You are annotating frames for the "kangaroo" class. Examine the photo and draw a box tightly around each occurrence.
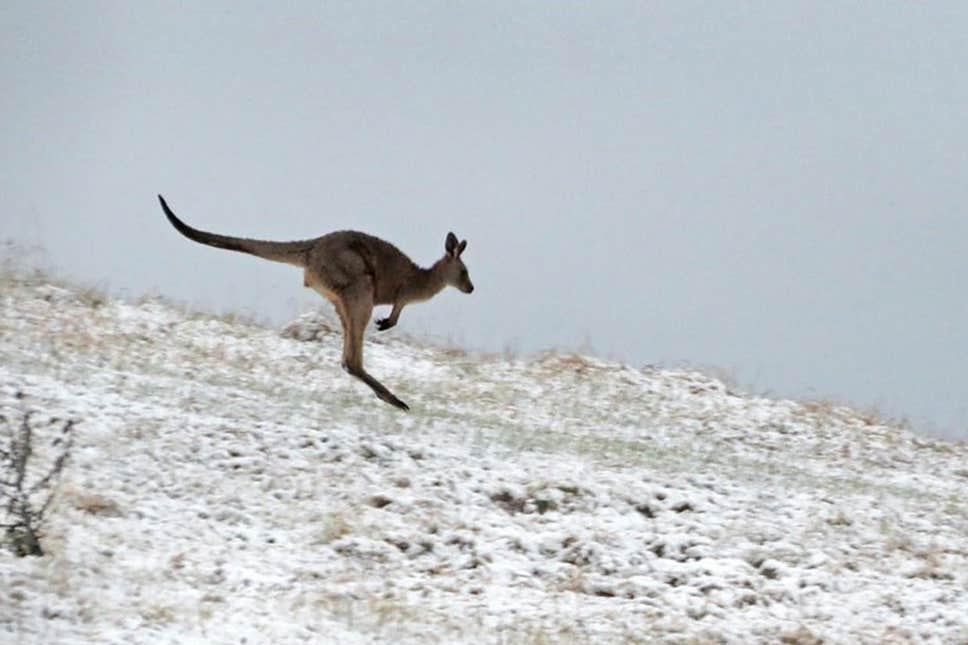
[158,195,473,411]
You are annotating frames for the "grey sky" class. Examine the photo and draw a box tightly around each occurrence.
[3,2,967,439]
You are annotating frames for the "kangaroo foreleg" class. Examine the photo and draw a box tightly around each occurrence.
[376,302,405,331]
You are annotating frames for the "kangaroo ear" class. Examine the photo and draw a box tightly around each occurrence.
[445,232,459,256]
[457,240,467,256]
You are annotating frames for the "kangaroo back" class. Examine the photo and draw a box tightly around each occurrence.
[159,195,312,267]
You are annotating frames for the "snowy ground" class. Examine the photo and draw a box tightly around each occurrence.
[1,272,966,644]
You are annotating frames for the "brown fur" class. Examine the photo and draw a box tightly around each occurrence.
[159,195,473,410]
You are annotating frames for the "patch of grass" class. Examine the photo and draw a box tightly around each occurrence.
[140,604,177,624]
[63,487,122,517]
[314,511,354,545]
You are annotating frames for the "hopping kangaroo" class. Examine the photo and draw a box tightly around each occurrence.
[158,195,473,411]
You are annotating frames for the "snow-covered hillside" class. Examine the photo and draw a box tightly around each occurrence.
[1,273,966,644]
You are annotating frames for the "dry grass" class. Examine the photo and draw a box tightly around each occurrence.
[797,398,909,432]
[313,511,354,545]
[779,626,824,645]
[62,487,122,517]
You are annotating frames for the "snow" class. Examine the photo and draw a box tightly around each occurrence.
[1,273,966,644]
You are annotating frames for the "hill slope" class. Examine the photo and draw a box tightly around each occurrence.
[1,275,966,644]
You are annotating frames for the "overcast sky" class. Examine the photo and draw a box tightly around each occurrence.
[2,3,966,439]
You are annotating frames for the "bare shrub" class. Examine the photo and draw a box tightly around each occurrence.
[1,393,75,556]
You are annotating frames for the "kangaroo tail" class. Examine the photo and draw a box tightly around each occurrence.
[158,195,312,267]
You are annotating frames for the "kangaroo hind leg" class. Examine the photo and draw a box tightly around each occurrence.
[339,288,410,411]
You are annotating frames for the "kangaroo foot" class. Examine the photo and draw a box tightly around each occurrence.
[377,389,410,411]
[344,363,410,411]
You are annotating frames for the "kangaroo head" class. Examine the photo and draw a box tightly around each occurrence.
[442,232,474,293]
